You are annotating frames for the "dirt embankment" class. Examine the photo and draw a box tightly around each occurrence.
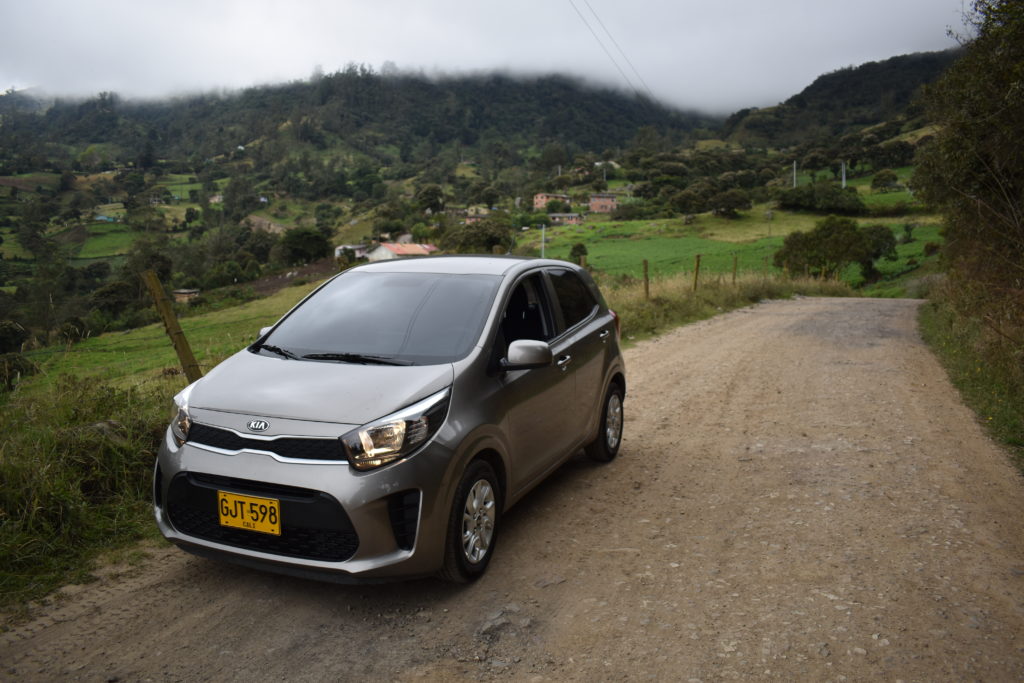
[3,297,1023,681]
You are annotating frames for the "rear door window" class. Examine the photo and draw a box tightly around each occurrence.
[548,268,598,332]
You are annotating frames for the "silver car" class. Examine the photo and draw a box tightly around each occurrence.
[153,256,625,582]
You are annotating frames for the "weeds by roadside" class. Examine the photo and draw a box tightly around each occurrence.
[918,287,1024,469]
[601,271,854,341]
[0,376,171,612]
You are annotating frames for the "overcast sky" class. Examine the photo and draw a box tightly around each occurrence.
[1,0,965,114]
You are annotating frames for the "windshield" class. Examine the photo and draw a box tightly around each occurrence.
[258,271,501,365]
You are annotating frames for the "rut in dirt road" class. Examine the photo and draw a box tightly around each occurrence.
[3,297,1023,682]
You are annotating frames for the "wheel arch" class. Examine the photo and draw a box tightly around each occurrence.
[468,448,508,509]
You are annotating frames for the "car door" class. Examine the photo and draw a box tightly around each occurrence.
[497,272,579,495]
[544,267,608,444]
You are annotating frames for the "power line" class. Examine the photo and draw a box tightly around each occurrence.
[566,0,643,99]
[581,0,655,100]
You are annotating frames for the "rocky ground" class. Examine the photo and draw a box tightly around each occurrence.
[3,297,1023,681]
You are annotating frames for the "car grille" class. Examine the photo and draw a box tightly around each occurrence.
[166,472,359,562]
[187,423,346,461]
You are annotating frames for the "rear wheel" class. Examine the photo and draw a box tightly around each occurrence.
[585,382,623,462]
[439,460,500,582]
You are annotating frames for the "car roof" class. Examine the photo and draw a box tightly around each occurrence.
[352,255,576,277]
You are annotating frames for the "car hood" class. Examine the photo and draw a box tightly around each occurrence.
[187,350,455,425]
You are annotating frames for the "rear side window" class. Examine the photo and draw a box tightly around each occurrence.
[548,268,598,330]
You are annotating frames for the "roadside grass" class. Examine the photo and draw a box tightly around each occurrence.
[919,295,1024,469]
[600,270,854,342]
[0,375,172,613]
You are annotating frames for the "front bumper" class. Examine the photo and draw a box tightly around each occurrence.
[153,423,457,581]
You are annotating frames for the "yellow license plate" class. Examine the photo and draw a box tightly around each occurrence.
[218,491,281,536]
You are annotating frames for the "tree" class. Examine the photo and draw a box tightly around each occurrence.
[411,184,442,215]
[441,217,512,254]
[778,181,864,215]
[279,227,330,264]
[871,169,900,192]
[856,224,898,282]
[669,189,705,214]
[90,280,136,316]
[708,189,751,218]
[545,199,571,214]
[913,0,1024,327]
[773,215,888,279]
[570,242,588,263]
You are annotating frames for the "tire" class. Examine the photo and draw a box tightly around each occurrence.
[439,460,501,583]
[585,381,623,463]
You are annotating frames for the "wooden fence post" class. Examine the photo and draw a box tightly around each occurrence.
[141,269,203,383]
[692,254,702,292]
[732,254,738,286]
[643,259,650,301]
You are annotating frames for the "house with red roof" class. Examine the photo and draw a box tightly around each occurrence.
[366,242,439,262]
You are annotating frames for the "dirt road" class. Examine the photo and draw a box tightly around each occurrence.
[4,297,1023,681]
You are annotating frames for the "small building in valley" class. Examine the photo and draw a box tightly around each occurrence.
[533,192,571,211]
[589,193,618,213]
[549,213,584,226]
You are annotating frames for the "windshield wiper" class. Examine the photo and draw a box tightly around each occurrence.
[251,343,299,360]
[302,352,413,366]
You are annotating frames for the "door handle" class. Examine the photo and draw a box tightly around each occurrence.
[556,355,572,369]
[598,330,610,340]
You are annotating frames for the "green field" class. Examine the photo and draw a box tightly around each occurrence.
[516,202,943,288]
[0,227,32,259]
[75,222,137,258]
[28,280,320,388]
[156,173,201,200]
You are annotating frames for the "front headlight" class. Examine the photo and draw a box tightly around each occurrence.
[171,408,192,446]
[170,382,197,447]
[342,388,450,471]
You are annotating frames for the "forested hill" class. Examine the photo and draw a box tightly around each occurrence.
[721,49,960,146]
[0,69,715,174]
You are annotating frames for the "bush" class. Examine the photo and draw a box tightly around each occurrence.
[0,352,38,391]
[778,181,865,214]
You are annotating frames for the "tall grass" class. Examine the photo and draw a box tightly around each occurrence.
[0,376,173,610]
[918,282,1024,467]
[600,271,853,340]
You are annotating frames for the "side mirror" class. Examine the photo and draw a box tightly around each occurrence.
[501,339,553,371]
[258,326,272,338]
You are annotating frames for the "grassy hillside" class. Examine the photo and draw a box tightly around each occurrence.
[524,201,941,286]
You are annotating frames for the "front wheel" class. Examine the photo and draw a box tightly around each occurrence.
[439,460,501,583]
[585,382,623,462]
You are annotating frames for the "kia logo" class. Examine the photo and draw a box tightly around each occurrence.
[247,420,270,432]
